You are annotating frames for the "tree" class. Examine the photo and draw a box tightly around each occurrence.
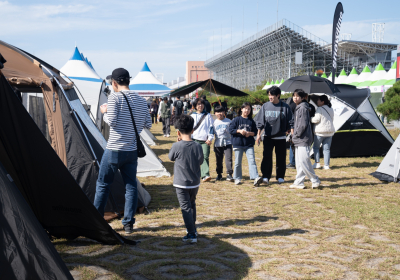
[377,81,400,121]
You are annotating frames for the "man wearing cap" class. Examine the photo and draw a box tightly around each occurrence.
[94,68,152,234]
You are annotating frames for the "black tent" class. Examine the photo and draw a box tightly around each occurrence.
[0,161,73,280]
[169,79,248,98]
[0,73,134,245]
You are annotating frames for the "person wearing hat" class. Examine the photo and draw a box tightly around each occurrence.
[94,68,152,234]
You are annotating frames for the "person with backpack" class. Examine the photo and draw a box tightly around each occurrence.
[160,97,171,137]
[183,99,188,114]
[311,95,335,170]
[230,102,263,186]
[255,86,292,185]
[190,98,214,182]
[173,95,184,117]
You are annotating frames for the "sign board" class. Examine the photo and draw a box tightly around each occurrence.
[397,44,400,81]
[295,52,302,64]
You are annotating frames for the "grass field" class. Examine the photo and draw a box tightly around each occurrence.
[55,125,400,280]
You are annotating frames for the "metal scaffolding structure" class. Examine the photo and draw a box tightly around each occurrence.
[205,19,396,91]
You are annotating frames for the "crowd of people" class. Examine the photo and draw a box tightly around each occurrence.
[97,67,336,244]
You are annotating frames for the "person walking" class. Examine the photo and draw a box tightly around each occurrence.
[190,98,214,182]
[255,86,292,185]
[286,95,297,169]
[169,114,204,243]
[150,99,158,124]
[94,68,152,234]
[172,95,184,117]
[160,97,171,137]
[311,95,335,170]
[212,105,234,182]
[230,102,263,186]
[289,89,321,189]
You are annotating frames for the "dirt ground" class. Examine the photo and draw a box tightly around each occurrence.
[54,125,400,280]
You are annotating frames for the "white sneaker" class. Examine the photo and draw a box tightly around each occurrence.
[289,184,306,189]
[323,165,330,170]
[313,163,321,169]
[235,179,241,185]
[166,134,170,138]
[312,181,321,189]
[202,176,212,182]
[253,176,263,187]
[263,178,269,185]
[278,178,284,184]
[163,135,166,137]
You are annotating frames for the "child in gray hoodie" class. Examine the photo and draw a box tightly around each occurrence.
[290,89,321,189]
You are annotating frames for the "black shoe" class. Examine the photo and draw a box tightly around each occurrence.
[216,174,223,181]
[124,224,133,234]
[286,163,296,169]
[226,174,234,182]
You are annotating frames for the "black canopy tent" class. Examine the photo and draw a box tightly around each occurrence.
[169,79,248,98]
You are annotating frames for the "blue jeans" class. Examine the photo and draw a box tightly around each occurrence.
[94,149,138,226]
[233,147,259,180]
[313,135,333,166]
[289,145,295,165]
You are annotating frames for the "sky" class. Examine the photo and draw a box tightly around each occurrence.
[1,0,399,83]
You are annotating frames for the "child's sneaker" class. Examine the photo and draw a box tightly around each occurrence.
[313,163,321,169]
[216,174,223,181]
[235,179,241,185]
[226,174,234,182]
[253,176,263,187]
[182,233,197,243]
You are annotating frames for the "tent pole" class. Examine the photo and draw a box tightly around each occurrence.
[43,65,120,215]
[209,79,222,106]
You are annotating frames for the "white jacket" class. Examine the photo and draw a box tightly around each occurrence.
[191,112,214,142]
[311,105,335,137]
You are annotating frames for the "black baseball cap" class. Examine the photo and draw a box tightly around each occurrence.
[106,68,131,83]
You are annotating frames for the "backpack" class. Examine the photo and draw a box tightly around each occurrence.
[176,100,183,109]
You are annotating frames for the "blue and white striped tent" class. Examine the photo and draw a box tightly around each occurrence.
[60,47,104,120]
[129,62,171,97]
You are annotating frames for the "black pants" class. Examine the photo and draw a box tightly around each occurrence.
[214,145,233,175]
[260,138,287,180]
[151,114,157,124]
[175,187,198,235]
[161,117,170,135]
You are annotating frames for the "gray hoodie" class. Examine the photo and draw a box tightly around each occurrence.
[292,100,313,147]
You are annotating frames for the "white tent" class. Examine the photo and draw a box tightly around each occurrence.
[345,68,359,85]
[371,134,400,183]
[60,47,104,120]
[367,63,387,92]
[262,81,271,90]
[352,65,372,87]
[327,73,333,82]
[384,61,397,90]
[129,62,172,97]
[335,69,348,84]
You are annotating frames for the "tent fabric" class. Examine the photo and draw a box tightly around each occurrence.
[345,68,359,85]
[141,128,157,146]
[383,61,397,86]
[334,84,370,108]
[0,73,134,245]
[366,63,387,87]
[129,62,171,96]
[170,79,248,98]
[371,135,400,183]
[0,161,73,280]
[335,69,348,84]
[0,40,67,165]
[354,66,372,87]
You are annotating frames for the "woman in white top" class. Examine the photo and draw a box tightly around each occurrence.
[311,95,335,169]
[190,98,214,182]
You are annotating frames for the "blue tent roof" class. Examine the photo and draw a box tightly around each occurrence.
[70,47,84,61]
[129,84,170,91]
[141,62,151,72]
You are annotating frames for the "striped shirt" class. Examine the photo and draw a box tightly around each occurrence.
[104,90,152,151]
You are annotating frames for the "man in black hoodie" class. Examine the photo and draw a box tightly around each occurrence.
[255,86,292,185]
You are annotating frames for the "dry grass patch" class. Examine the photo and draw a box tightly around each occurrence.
[55,124,400,280]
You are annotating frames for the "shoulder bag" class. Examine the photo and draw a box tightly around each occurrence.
[120,91,146,158]
[193,113,208,131]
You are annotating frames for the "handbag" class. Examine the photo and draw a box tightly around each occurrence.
[120,91,146,158]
